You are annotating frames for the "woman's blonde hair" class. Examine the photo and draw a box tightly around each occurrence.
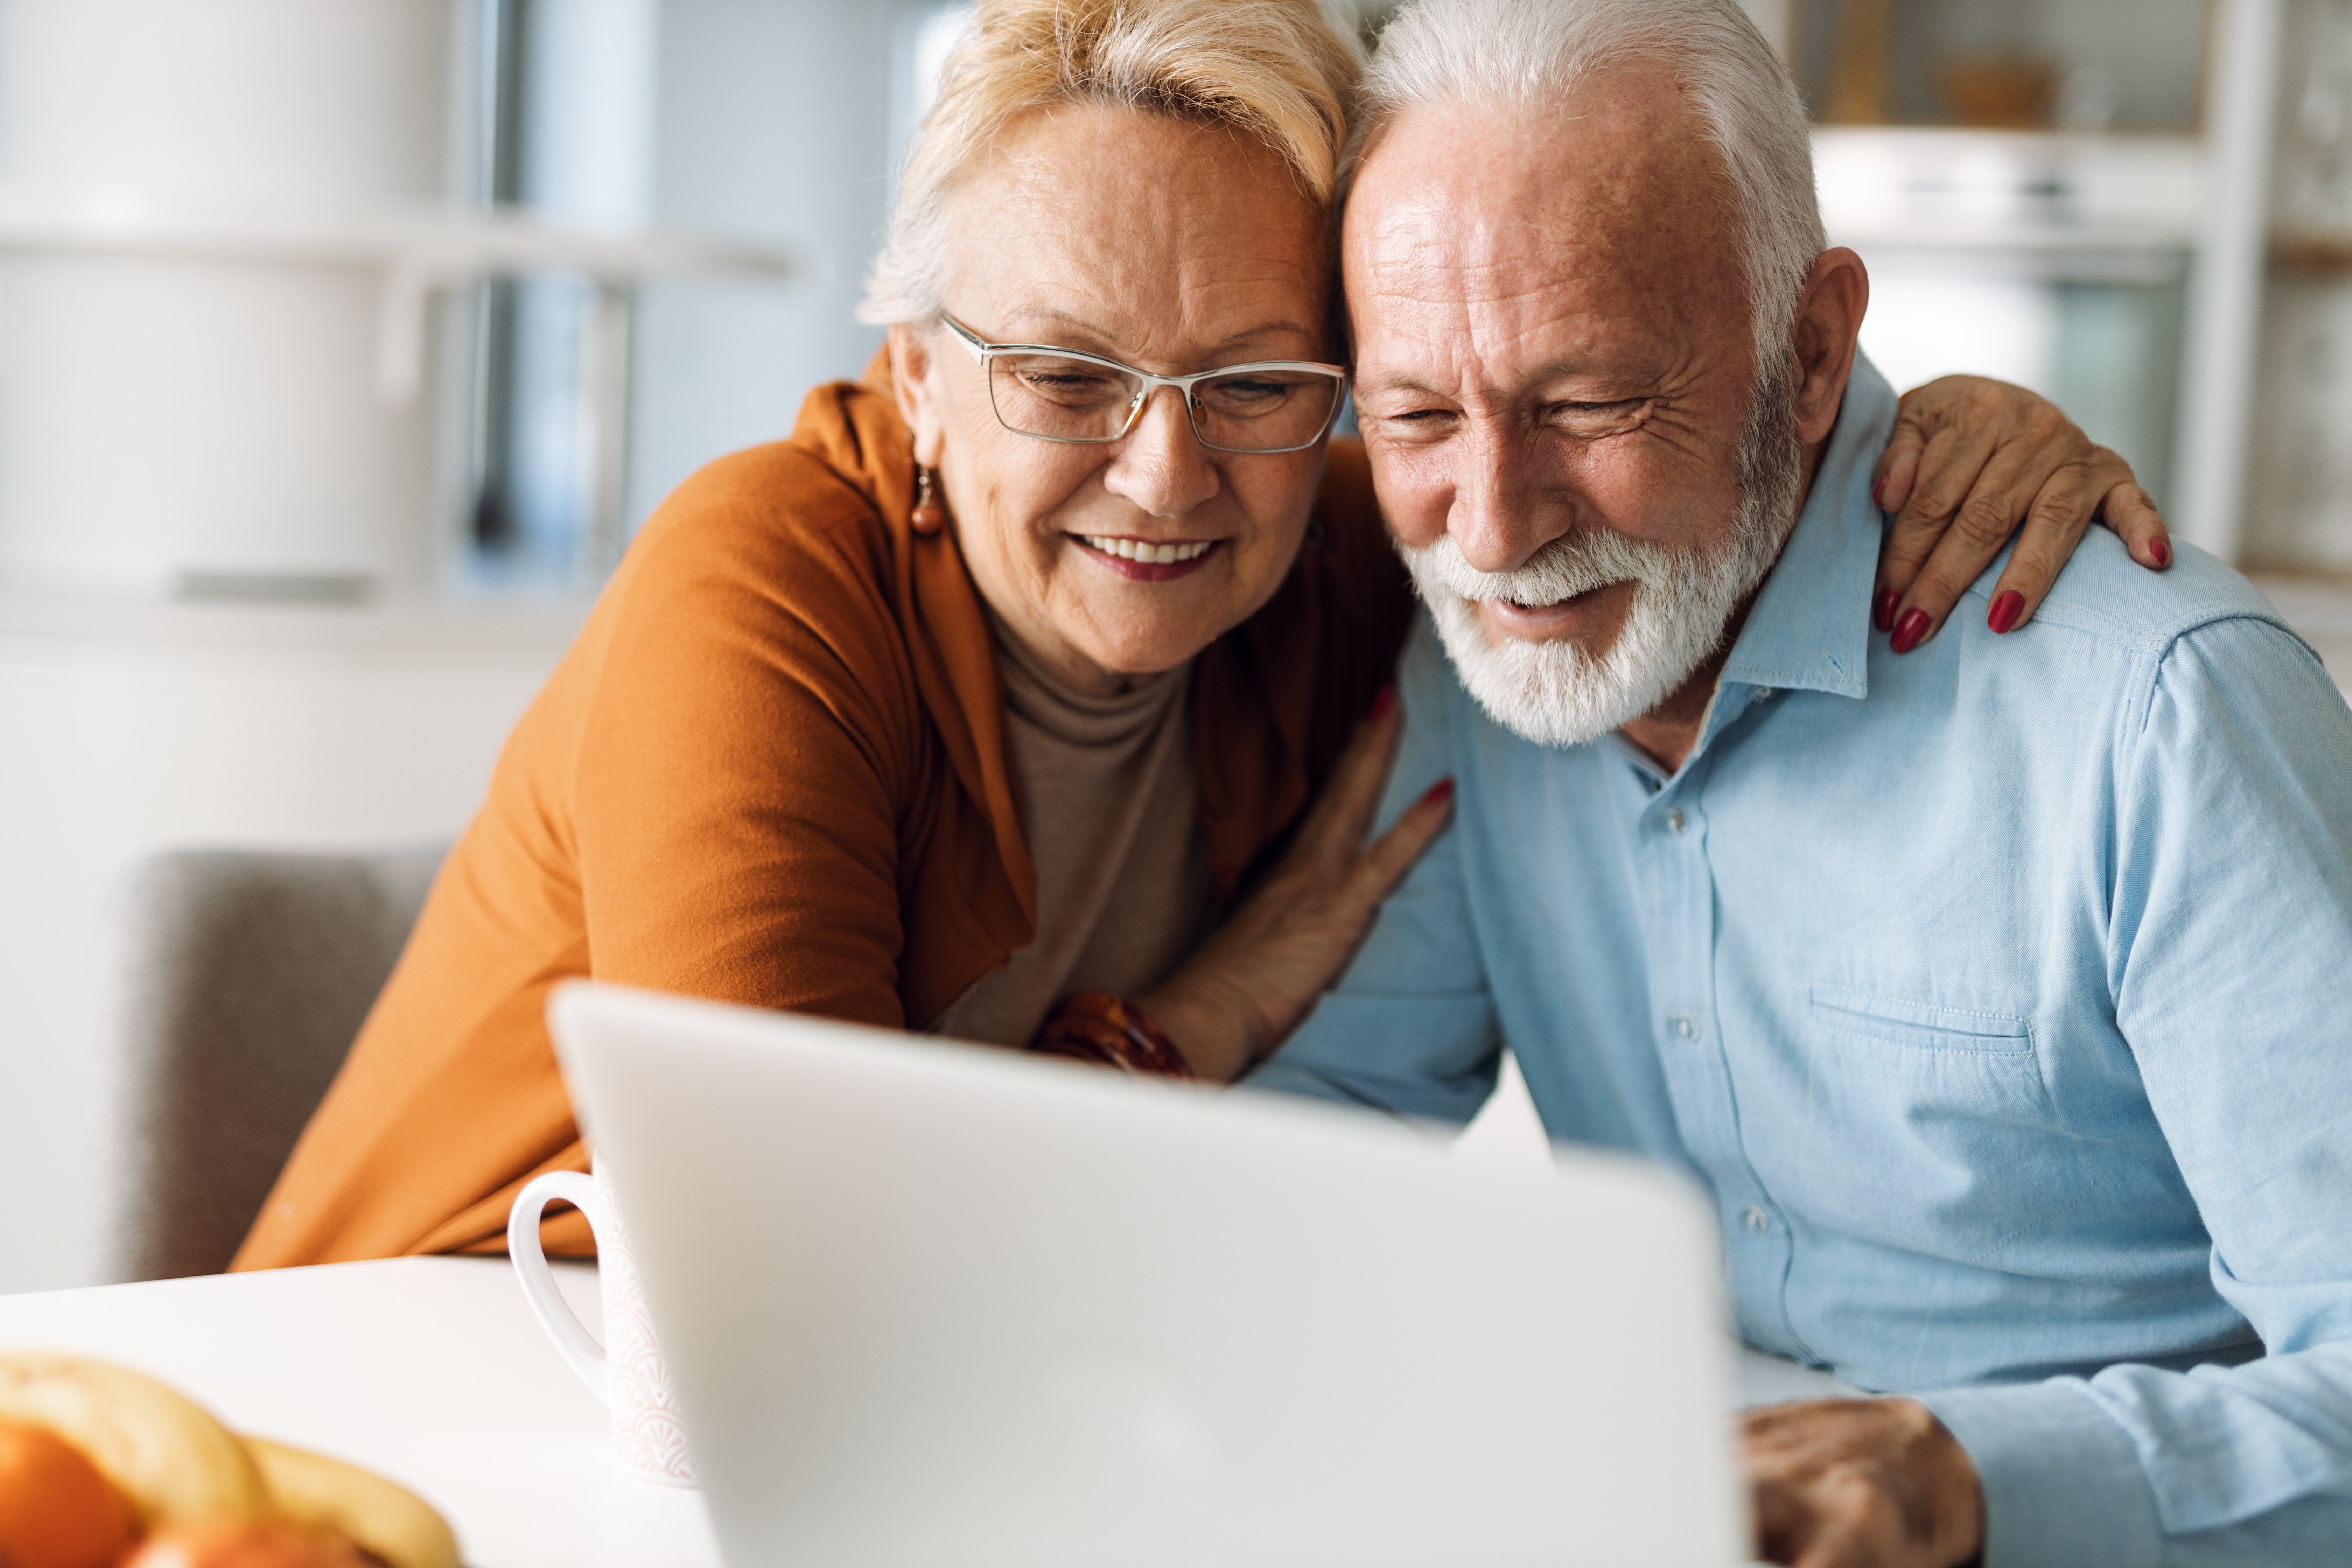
[858,0,1364,326]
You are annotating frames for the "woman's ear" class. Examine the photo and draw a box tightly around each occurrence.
[890,322,949,466]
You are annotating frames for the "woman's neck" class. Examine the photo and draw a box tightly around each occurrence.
[988,610,1157,699]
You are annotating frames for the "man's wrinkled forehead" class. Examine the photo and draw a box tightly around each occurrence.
[1340,66,1743,359]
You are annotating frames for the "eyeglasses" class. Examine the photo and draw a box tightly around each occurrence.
[940,313,1348,455]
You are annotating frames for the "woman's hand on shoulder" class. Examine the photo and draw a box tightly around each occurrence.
[1872,375,2171,653]
[1139,692,1454,1084]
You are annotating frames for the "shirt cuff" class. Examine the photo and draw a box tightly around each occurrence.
[1915,1380,2164,1568]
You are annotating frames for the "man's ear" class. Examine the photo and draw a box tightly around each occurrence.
[1788,247,1868,446]
[889,322,949,465]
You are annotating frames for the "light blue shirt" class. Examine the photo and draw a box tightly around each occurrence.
[1253,357,2352,1567]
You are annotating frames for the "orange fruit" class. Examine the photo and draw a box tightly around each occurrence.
[119,1520,372,1568]
[0,1415,136,1568]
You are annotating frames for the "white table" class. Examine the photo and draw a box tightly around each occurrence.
[0,1258,1852,1567]
[0,1258,720,1568]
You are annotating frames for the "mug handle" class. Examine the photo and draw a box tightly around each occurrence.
[509,1170,610,1405]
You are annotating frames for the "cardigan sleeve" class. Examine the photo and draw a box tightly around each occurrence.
[573,453,926,1030]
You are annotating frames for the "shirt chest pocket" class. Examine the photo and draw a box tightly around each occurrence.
[1793,985,2067,1265]
[1808,986,2034,1057]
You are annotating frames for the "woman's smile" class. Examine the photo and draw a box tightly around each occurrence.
[1072,533,1223,581]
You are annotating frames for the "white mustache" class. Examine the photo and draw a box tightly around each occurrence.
[1400,525,1685,607]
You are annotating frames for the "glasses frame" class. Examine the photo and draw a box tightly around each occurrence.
[939,313,1349,455]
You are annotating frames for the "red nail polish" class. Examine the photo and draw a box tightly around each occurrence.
[1987,590,2024,635]
[1370,685,1396,723]
[2149,538,2171,569]
[1873,587,1899,634]
[1890,607,1932,655]
[1421,777,1455,806]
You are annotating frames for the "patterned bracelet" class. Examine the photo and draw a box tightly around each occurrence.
[1030,991,1195,1080]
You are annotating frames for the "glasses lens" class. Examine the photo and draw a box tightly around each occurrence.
[1190,368,1343,452]
[987,353,1142,442]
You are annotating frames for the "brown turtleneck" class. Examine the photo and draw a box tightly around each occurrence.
[932,613,1216,1045]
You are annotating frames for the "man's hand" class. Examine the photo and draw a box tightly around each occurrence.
[1746,1399,1985,1568]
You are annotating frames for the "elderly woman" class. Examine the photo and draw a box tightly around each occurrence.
[236,0,2168,1268]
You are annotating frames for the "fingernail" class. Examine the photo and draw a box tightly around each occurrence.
[1987,589,2024,635]
[2149,538,2171,569]
[1369,685,1396,723]
[1872,475,1889,510]
[1890,607,1932,655]
[1420,777,1455,806]
[1873,587,1899,634]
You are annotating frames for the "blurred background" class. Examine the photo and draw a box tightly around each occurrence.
[2,0,2349,1295]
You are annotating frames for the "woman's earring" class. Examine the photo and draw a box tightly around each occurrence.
[910,465,945,535]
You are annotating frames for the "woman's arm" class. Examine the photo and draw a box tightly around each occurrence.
[1872,375,2170,653]
[575,462,926,1031]
[1135,690,1454,1083]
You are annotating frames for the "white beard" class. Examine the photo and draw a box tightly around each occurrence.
[1399,366,1807,750]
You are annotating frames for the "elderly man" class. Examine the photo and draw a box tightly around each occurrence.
[1252,1,2352,1565]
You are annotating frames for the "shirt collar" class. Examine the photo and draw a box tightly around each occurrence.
[1715,351,1896,706]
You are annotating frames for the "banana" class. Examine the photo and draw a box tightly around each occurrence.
[0,1351,271,1528]
[0,1352,460,1568]
[241,1437,460,1568]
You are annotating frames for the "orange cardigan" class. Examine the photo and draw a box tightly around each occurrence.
[232,365,1413,1269]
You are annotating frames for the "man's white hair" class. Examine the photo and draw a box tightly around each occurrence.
[1351,0,1823,372]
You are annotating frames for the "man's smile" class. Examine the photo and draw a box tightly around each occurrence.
[1478,580,1635,644]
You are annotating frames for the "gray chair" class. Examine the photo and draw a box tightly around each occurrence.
[103,844,446,1281]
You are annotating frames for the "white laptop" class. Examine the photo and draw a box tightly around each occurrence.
[549,981,1744,1567]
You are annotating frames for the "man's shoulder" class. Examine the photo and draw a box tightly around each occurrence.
[1941,533,2352,769]
[1977,531,2304,669]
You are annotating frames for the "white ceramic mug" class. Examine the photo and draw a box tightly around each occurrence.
[509,1163,698,1486]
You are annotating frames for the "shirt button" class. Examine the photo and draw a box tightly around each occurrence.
[1665,807,1687,834]
[1671,1013,1699,1042]
[1743,1206,1772,1235]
